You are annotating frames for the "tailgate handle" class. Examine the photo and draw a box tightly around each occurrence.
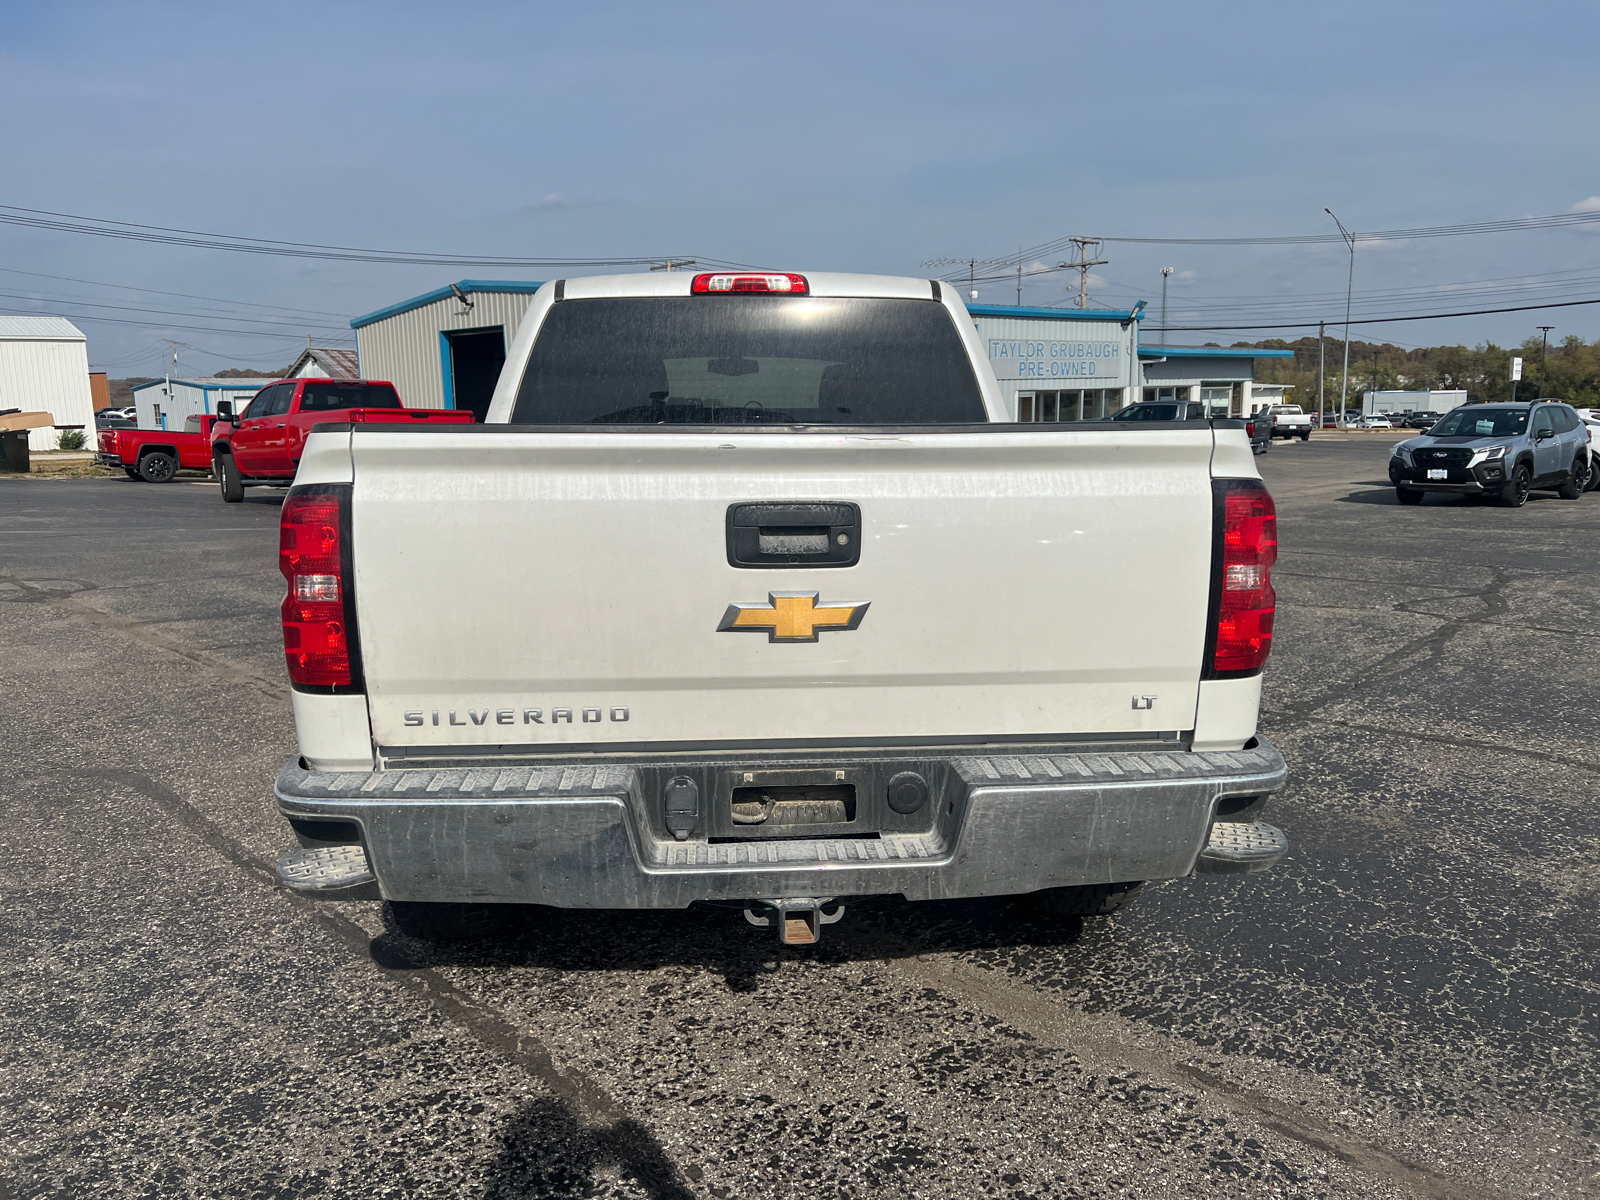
[726,502,861,569]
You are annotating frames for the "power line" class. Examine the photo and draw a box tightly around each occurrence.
[0,264,354,318]
[1145,295,1600,333]
[934,206,1600,284]
[0,202,729,268]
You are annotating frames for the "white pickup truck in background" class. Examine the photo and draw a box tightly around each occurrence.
[272,270,1288,945]
[1266,404,1314,439]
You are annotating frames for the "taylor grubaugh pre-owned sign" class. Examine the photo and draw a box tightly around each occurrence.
[987,338,1127,384]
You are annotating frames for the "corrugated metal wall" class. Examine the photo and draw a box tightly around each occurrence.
[355,292,538,409]
[0,336,94,450]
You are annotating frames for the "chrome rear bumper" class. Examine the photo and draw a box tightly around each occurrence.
[273,740,1287,907]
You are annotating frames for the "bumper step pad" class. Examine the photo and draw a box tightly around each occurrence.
[275,844,381,901]
[1196,820,1289,874]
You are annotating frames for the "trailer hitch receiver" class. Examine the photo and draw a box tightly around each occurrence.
[743,898,846,945]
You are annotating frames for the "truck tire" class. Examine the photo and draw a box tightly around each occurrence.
[1299,430,1311,440]
[215,452,244,503]
[1497,464,1531,508]
[1029,881,1144,918]
[1396,487,1424,505]
[123,467,142,481]
[388,900,511,942]
[1587,457,1600,492]
[1558,454,1589,500]
[137,451,178,483]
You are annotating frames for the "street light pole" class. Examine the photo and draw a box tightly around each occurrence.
[1537,326,1554,396]
[1160,267,1173,346]
[1326,208,1357,423]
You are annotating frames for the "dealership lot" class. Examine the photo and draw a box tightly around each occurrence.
[2,438,1596,1199]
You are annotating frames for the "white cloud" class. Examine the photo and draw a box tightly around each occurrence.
[1569,196,1600,213]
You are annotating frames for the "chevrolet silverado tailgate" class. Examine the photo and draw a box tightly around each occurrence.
[349,426,1217,751]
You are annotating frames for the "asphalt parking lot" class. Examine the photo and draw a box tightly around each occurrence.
[3,434,1597,1200]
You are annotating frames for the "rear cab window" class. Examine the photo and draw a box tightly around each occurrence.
[511,296,986,425]
[299,383,403,412]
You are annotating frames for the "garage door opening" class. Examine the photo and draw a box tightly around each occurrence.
[442,327,507,422]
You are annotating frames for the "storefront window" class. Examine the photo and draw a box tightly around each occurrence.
[1200,384,1233,418]
[1018,389,1124,421]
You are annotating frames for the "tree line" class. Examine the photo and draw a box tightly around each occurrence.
[1229,332,1600,409]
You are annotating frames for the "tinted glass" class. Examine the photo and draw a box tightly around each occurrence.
[266,384,294,417]
[511,296,986,425]
[300,383,403,411]
[1113,403,1178,422]
[1428,408,1528,437]
[240,387,275,420]
[1549,405,1578,433]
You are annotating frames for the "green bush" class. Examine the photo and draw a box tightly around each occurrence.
[57,429,87,451]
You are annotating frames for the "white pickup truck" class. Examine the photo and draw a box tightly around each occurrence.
[272,270,1287,945]
[1266,404,1314,440]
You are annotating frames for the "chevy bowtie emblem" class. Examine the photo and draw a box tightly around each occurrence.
[718,592,870,642]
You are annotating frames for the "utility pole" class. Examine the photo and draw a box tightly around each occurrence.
[1372,346,1381,405]
[1318,320,1326,428]
[1537,326,1554,396]
[160,339,184,432]
[1160,268,1174,346]
[1326,209,1357,421]
[1056,237,1108,309]
[649,258,696,273]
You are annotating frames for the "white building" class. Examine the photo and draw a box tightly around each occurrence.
[351,281,545,420]
[284,345,360,378]
[1364,389,1467,417]
[1138,346,1298,417]
[965,304,1138,420]
[130,377,277,431]
[0,317,95,450]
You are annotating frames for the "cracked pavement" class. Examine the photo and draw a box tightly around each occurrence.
[2,439,1597,1198]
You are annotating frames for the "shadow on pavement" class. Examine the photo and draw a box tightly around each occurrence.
[369,895,1088,993]
[481,1097,696,1200]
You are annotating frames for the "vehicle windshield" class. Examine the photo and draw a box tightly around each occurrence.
[1427,408,1527,437]
[510,296,986,425]
[300,383,402,411]
[1112,403,1179,421]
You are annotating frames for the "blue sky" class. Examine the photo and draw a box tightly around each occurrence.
[3,0,1598,374]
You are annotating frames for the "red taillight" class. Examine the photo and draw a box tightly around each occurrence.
[691,272,808,295]
[280,492,350,687]
[1211,483,1277,675]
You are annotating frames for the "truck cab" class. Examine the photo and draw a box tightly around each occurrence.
[210,377,475,500]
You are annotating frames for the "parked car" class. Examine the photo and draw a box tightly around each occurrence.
[1581,411,1600,492]
[96,414,224,482]
[209,378,475,501]
[267,270,1289,945]
[1245,410,1273,454]
[1403,412,1441,430]
[1109,399,1210,422]
[1389,401,1592,506]
[1265,404,1312,440]
[1360,415,1394,429]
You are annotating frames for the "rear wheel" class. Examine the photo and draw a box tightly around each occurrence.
[1498,464,1531,508]
[137,451,177,483]
[1299,430,1311,440]
[1396,487,1424,505]
[1029,881,1144,918]
[123,467,141,480]
[388,901,512,942]
[215,452,244,503]
[1558,454,1589,499]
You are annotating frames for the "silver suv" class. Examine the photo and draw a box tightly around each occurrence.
[1388,401,1593,507]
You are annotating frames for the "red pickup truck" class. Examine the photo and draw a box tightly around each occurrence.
[97,414,223,482]
[209,378,474,502]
